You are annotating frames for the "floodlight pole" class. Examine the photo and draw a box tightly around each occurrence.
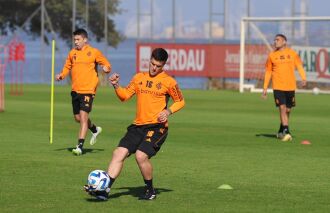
[72,0,76,47]
[86,0,89,31]
[223,0,227,39]
[41,0,45,83]
[172,0,176,42]
[246,0,251,41]
[104,0,108,55]
[291,0,295,39]
[136,0,153,40]
[209,0,226,43]
[150,0,154,40]
[137,0,140,40]
[209,0,212,43]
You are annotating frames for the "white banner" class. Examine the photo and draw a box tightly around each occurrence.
[293,45,330,83]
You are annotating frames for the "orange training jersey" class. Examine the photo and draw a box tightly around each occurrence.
[263,47,306,91]
[59,45,111,94]
[115,72,185,125]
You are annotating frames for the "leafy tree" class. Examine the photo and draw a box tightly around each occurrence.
[0,0,124,47]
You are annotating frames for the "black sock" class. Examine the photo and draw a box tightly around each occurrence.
[283,126,290,134]
[278,124,284,133]
[108,176,116,188]
[89,124,97,133]
[144,179,153,189]
[78,139,85,149]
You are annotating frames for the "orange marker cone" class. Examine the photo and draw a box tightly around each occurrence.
[301,140,311,145]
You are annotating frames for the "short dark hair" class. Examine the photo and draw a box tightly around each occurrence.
[151,48,168,63]
[275,34,287,41]
[73,28,88,38]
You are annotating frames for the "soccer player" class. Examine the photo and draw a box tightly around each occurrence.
[85,48,185,200]
[262,34,306,142]
[56,28,111,155]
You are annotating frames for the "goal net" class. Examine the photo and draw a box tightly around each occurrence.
[239,16,330,94]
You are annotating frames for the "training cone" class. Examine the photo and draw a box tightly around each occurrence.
[218,184,233,190]
[301,140,311,145]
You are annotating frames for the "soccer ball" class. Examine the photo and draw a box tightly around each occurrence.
[312,87,320,95]
[87,170,110,192]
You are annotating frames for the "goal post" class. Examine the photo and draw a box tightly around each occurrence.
[239,16,330,94]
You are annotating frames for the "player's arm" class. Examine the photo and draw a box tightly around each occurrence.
[109,73,135,101]
[294,53,307,87]
[262,56,272,98]
[168,84,185,114]
[95,49,111,73]
[158,83,185,123]
[56,53,72,81]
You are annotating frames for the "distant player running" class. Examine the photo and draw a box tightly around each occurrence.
[56,28,111,155]
[84,48,185,200]
[262,34,306,141]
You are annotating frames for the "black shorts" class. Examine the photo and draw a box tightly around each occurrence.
[273,90,295,108]
[71,91,95,115]
[118,123,168,158]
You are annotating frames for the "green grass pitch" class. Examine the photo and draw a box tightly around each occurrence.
[0,84,329,212]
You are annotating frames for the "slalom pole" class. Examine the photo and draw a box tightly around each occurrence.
[50,39,55,144]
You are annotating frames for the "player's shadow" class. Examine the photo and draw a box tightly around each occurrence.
[85,186,173,202]
[85,198,108,202]
[53,148,105,155]
[110,186,173,199]
[255,133,277,138]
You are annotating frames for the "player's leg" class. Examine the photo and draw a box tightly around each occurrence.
[136,124,168,200]
[83,147,129,200]
[72,110,89,155]
[107,147,130,179]
[83,141,131,201]
[72,94,94,155]
[278,105,293,141]
[286,107,291,124]
[84,148,128,200]
[281,91,295,141]
[286,108,291,118]
[285,90,295,126]
[79,110,89,140]
[279,104,288,127]
[72,113,83,155]
[74,114,80,123]
[82,94,102,145]
[106,125,143,191]
[135,150,156,200]
[71,92,84,155]
[274,90,286,139]
[89,118,102,145]
[74,94,102,145]
[136,151,153,180]
[85,125,142,200]
[277,123,284,138]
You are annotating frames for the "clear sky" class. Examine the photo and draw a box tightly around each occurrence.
[112,0,330,39]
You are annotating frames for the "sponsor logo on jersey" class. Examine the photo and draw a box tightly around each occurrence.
[156,82,162,90]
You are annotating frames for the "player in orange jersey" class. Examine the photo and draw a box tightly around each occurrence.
[84,48,185,201]
[56,29,111,155]
[262,34,306,142]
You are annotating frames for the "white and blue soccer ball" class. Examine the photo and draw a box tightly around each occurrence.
[87,170,110,192]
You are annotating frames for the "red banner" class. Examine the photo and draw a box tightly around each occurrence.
[136,43,268,78]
